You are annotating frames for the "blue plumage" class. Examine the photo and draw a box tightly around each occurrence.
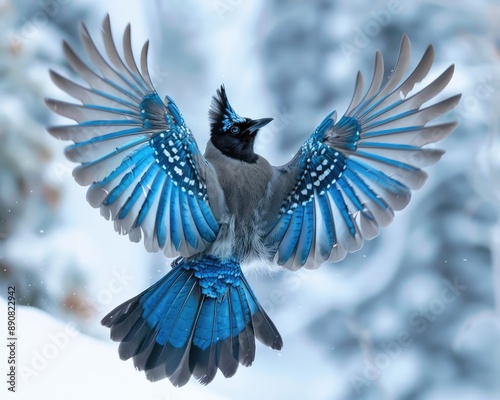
[102,255,281,385]
[186,256,240,299]
[119,163,159,219]
[329,183,356,235]
[136,169,164,226]
[156,177,173,247]
[187,195,217,242]
[169,185,182,249]
[46,17,460,386]
[297,199,315,265]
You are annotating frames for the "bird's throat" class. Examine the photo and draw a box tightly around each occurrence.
[210,137,258,163]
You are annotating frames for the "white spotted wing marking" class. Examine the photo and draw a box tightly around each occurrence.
[266,34,460,270]
[46,15,219,258]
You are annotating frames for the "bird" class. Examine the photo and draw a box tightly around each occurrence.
[46,15,460,387]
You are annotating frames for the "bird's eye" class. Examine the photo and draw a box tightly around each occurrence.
[230,126,240,134]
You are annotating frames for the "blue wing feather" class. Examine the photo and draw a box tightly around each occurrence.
[90,88,140,109]
[156,178,173,248]
[297,199,315,265]
[361,125,421,139]
[47,17,219,257]
[343,168,387,209]
[167,100,184,126]
[266,212,292,245]
[198,200,219,234]
[359,98,404,121]
[267,34,459,269]
[118,163,160,220]
[346,158,409,194]
[358,142,422,150]
[78,119,141,127]
[278,206,304,264]
[179,189,199,249]
[75,137,150,174]
[188,195,217,242]
[169,185,183,251]
[316,192,335,250]
[65,127,144,148]
[354,150,419,171]
[103,151,152,206]
[336,176,363,212]
[136,171,165,227]
[95,145,153,187]
[329,184,356,236]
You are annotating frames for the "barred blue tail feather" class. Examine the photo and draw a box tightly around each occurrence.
[101,255,282,386]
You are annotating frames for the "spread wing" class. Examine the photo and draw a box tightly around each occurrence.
[46,16,222,258]
[265,35,461,270]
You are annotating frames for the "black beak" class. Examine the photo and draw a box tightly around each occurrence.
[247,118,273,134]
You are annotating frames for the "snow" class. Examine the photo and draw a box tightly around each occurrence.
[0,298,226,400]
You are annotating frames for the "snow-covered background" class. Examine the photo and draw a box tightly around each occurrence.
[1,0,499,399]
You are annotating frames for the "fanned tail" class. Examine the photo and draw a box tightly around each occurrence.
[101,255,282,386]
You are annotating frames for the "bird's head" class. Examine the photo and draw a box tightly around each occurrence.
[209,85,273,163]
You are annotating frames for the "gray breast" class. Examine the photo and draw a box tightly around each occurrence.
[204,141,273,221]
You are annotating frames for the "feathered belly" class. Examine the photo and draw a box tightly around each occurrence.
[208,171,276,269]
[204,144,275,267]
[207,212,273,269]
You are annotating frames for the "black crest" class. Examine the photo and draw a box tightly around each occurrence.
[209,85,245,134]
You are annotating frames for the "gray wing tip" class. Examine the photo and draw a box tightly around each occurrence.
[48,69,59,81]
[124,23,132,43]
[446,120,459,129]
[63,145,80,162]
[48,69,71,87]
[428,121,459,141]
[45,98,57,110]
[447,93,462,106]
[46,124,63,139]
[419,44,435,63]
[79,22,93,44]
[399,32,411,48]
[444,63,456,76]
[61,40,76,57]
[102,13,112,34]
[399,33,411,55]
